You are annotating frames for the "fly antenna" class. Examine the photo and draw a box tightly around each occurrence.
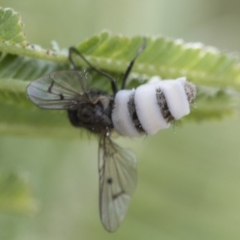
[68,47,118,95]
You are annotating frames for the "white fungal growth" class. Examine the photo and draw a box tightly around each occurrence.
[112,77,196,137]
[112,90,142,137]
[134,83,169,135]
[160,78,190,120]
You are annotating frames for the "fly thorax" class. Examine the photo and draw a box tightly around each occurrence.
[68,90,114,134]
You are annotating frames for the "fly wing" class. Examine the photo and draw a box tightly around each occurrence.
[98,135,137,232]
[26,70,91,109]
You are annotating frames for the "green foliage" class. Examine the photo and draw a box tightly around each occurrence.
[187,86,237,121]
[0,7,239,135]
[0,5,240,238]
[0,8,26,45]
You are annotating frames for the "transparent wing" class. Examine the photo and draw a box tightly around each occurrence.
[98,135,137,232]
[26,70,92,109]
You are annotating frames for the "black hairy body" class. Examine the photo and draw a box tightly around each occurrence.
[67,89,114,134]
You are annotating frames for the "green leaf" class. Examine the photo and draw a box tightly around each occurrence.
[0,7,240,137]
[76,33,240,90]
[0,8,27,45]
[0,171,37,214]
[187,86,237,121]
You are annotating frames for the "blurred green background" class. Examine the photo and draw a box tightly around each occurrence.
[1,0,240,239]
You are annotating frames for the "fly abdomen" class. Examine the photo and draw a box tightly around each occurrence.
[112,77,196,137]
[112,90,143,137]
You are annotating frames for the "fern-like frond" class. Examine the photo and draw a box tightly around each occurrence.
[0,7,239,138]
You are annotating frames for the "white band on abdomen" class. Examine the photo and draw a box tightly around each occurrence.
[112,90,142,137]
[135,84,169,135]
[159,77,190,120]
